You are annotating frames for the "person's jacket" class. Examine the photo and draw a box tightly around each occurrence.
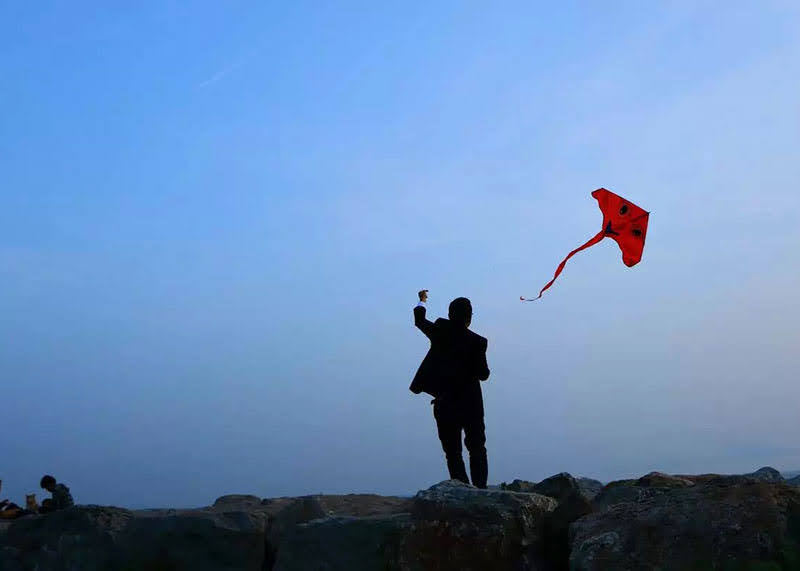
[410,304,490,399]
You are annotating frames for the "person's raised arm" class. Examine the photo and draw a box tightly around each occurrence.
[413,289,435,340]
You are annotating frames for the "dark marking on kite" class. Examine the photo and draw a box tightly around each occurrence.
[632,228,643,237]
[619,204,629,215]
[604,221,620,236]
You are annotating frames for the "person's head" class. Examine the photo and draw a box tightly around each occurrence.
[448,297,472,328]
[40,475,56,491]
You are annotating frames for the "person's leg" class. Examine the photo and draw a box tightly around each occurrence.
[433,400,469,484]
[463,403,488,489]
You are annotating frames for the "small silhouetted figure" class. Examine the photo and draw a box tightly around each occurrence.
[410,290,490,488]
[39,475,74,513]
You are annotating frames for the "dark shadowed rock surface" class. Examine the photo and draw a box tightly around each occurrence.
[502,478,538,493]
[502,474,602,503]
[407,480,558,570]
[528,473,594,570]
[3,467,800,570]
[576,477,603,501]
[2,504,268,570]
[572,468,800,570]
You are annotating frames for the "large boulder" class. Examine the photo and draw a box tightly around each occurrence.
[406,479,558,570]
[527,473,594,570]
[570,479,800,570]
[268,494,410,569]
[273,514,411,571]
[1,505,134,570]
[591,479,671,512]
[671,466,786,487]
[121,508,268,570]
[275,481,559,571]
[0,505,269,570]
[503,474,602,503]
[743,466,785,482]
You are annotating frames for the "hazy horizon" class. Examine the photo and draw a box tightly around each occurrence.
[2,1,800,509]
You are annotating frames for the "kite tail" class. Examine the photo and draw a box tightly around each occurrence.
[521,230,606,301]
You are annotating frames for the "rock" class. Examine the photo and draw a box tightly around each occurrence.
[2,505,134,570]
[591,479,671,512]
[274,481,559,570]
[570,480,800,570]
[274,514,411,571]
[502,479,537,493]
[533,472,579,499]
[503,475,602,502]
[122,508,268,570]
[576,477,603,501]
[315,494,410,517]
[213,494,263,509]
[4,474,799,570]
[592,473,698,512]
[264,496,327,568]
[0,505,268,571]
[407,479,558,570]
[412,479,556,520]
[743,466,785,482]
[0,547,23,571]
[636,471,695,488]
[675,466,786,487]
[264,493,410,568]
[531,473,594,570]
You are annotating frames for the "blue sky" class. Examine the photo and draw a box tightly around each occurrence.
[2,1,799,508]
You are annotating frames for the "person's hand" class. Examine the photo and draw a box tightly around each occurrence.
[418,289,428,303]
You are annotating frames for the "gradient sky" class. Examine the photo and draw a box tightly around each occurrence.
[2,1,799,509]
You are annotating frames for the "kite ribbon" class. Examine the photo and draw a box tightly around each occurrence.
[520,230,606,302]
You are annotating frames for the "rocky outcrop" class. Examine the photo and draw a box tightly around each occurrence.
[3,467,800,570]
[276,480,559,571]
[528,473,594,570]
[571,471,800,570]
[1,504,268,570]
[0,482,558,571]
[744,466,785,482]
[406,480,558,570]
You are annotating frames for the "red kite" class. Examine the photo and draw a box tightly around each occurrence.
[522,188,649,301]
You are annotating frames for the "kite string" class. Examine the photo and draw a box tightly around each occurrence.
[521,230,606,301]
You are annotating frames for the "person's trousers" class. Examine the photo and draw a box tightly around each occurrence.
[432,396,488,489]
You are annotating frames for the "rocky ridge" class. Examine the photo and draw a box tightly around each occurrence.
[1,467,799,570]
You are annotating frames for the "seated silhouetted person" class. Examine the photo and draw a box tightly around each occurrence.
[410,290,491,488]
[39,475,74,513]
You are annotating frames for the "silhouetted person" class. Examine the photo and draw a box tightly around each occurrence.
[410,290,490,488]
[39,475,73,513]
